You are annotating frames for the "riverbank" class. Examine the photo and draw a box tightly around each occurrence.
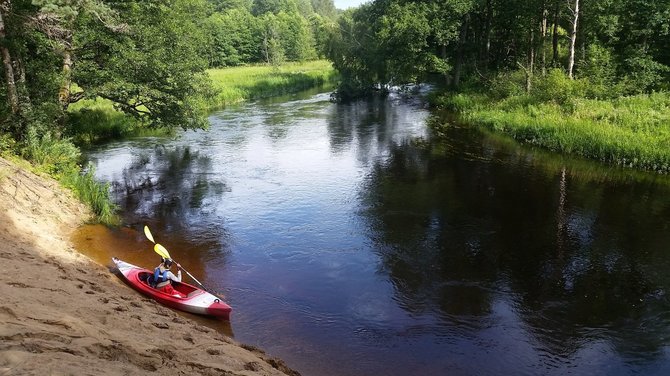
[207,60,338,108]
[67,60,337,146]
[433,88,670,173]
[0,156,299,375]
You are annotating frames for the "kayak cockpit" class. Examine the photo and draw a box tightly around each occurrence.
[137,271,201,298]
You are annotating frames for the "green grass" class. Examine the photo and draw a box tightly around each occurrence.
[67,98,173,146]
[434,91,670,173]
[66,60,338,145]
[60,165,119,225]
[207,60,338,108]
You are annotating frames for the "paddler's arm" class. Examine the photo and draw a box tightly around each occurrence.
[166,270,182,282]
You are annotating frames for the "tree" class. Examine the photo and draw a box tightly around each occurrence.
[71,0,214,129]
[567,0,579,79]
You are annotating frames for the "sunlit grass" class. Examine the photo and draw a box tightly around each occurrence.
[434,92,670,172]
[207,60,338,108]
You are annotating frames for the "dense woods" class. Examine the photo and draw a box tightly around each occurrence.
[327,0,669,97]
[0,0,337,156]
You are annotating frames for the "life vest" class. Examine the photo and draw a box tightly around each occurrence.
[149,267,170,288]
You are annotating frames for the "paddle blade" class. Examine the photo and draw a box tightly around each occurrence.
[144,225,155,243]
[154,244,171,259]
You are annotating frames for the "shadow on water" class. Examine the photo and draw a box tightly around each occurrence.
[359,117,670,366]
[110,146,230,261]
[78,87,670,375]
[77,145,233,312]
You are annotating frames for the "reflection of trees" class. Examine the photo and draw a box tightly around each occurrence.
[327,95,423,165]
[360,123,670,361]
[111,146,230,262]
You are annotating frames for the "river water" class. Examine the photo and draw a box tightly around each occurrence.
[77,88,670,375]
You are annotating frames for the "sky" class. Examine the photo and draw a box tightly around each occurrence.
[333,0,367,10]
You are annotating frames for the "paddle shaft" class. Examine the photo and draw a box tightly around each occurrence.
[144,225,222,298]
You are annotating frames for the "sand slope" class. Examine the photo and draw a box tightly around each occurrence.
[0,157,298,376]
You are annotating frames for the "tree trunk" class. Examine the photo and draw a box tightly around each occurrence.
[453,16,469,88]
[441,44,451,86]
[483,0,492,72]
[541,5,548,75]
[526,28,535,93]
[568,0,579,79]
[552,1,560,67]
[59,48,73,110]
[0,4,19,115]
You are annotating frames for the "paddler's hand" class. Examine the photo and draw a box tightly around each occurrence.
[176,262,182,269]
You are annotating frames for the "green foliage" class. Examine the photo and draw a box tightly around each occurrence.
[0,133,17,154]
[206,60,337,107]
[433,91,670,173]
[620,47,670,94]
[578,44,619,98]
[531,69,588,104]
[21,126,80,175]
[276,11,317,61]
[252,0,299,15]
[205,9,263,67]
[73,0,214,130]
[488,70,527,99]
[60,165,119,225]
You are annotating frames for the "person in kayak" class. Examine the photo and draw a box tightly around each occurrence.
[152,258,185,298]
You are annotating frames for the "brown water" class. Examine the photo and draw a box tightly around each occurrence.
[76,88,670,376]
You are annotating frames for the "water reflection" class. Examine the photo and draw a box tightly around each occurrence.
[88,144,230,276]
[80,89,670,376]
[360,122,670,366]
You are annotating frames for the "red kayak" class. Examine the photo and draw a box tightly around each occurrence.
[112,257,231,320]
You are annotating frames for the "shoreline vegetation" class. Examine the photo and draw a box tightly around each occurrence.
[68,60,337,146]
[430,72,670,174]
[323,0,669,175]
[2,61,336,225]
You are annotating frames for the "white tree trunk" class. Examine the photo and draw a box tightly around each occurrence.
[568,0,579,79]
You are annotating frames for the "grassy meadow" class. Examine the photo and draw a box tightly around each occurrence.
[66,60,337,145]
[207,60,338,108]
[433,79,670,173]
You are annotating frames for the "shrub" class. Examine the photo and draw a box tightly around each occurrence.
[532,69,587,104]
[21,126,80,175]
[488,70,527,99]
[61,164,119,225]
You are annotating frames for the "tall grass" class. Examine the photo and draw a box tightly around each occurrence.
[4,126,119,224]
[60,165,119,225]
[207,60,338,108]
[433,73,670,173]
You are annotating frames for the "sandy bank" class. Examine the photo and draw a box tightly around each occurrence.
[0,157,298,376]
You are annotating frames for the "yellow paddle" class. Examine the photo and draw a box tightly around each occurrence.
[143,225,207,290]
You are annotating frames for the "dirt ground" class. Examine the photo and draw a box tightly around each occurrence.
[0,157,299,376]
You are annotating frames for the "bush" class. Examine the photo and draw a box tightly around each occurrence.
[22,126,80,175]
[578,44,620,99]
[488,70,527,99]
[531,69,587,104]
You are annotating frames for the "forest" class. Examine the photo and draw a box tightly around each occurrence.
[329,0,669,96]
[0,0,669,219]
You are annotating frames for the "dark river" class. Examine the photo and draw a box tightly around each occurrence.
[77,88,670,376]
